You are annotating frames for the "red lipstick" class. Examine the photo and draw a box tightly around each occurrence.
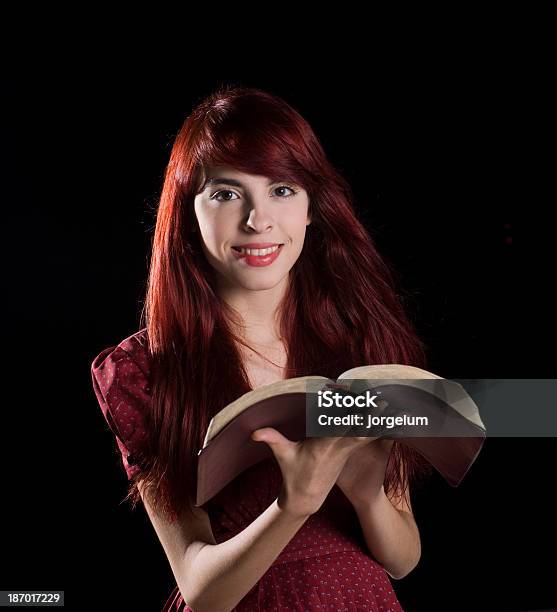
[231,243,284,267]
[232,242,283,248]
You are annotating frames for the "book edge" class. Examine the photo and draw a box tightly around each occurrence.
[202,375,331,447]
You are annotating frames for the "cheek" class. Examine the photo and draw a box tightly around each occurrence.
[291,214,310,239]
[210,215,235,246]
[197,210,223,245]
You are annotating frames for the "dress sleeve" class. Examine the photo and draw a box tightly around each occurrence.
[90,335,151,481]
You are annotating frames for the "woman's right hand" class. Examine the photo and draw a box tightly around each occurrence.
[251,425,378,518]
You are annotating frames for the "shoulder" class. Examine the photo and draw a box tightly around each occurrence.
[90,328,151,478]
[91,327,150,380]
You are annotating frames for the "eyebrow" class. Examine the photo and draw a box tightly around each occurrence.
[203,177,282,190]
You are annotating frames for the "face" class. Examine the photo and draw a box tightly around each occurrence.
[194,165,311,292]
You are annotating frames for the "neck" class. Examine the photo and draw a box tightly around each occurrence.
[217,273,288,344]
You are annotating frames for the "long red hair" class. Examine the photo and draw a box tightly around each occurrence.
[127,85,432,522]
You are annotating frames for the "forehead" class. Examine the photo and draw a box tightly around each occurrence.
[200,166,286,193]
[204,165,267,180]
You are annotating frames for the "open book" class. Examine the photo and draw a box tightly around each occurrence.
[195,364,486,507]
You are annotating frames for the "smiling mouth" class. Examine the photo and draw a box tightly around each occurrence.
[232,244,284,255]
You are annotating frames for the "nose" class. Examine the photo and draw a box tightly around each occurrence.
[244,200,274,233]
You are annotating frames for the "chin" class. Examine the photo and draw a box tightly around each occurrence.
[236,276,284,291]
[232,266,292,289]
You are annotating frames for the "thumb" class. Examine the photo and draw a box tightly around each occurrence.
[251,427,290,446]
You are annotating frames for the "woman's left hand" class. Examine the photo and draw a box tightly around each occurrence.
[335,437,395,501]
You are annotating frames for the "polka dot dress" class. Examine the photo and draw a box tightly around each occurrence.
[91,329,404,612]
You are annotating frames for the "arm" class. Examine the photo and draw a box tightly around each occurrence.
[189,500,310,611]
[140,481,310,612]
[336,439,421,580]
[350,484,421,580]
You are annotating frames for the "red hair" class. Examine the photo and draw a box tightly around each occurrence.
[126,85,432,522]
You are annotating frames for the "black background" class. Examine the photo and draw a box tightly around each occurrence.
[2,54,555,611]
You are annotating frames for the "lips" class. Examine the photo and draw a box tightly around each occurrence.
[232,242,284,250]
[231,243,285,266]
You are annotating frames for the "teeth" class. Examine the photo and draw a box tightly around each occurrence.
[237,245,280,256]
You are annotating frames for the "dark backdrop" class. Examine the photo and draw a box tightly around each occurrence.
[2,62,554,612]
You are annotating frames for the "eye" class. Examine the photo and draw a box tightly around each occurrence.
[210,189,240,202]
[273,185,298,198]
[209,184,299,202]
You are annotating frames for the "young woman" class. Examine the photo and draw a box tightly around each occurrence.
[91,85,433,611]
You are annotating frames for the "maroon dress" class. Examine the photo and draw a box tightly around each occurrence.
[91,329,404,612]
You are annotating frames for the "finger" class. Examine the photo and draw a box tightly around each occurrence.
[251,427,291,446]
